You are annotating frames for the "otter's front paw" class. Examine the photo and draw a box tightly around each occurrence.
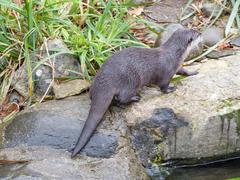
[187,70,199,76]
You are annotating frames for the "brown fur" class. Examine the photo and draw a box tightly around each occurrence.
[71,28,201,157]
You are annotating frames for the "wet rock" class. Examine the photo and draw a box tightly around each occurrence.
[130,108,188,166]
[206,49,236,59]
[82,133,118,158]
[201,3,222,18]
[202,27,224,46]
[230,36,240,47]
[53,79,90,99]
[3,95,117,158]
[168,158,240,180]
[1,95,148,179]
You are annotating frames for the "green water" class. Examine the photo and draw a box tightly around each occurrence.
[167,159,240,180]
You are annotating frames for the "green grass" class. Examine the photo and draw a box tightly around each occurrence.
[0,0,149,104]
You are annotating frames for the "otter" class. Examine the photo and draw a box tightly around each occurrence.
[71,28,202,157]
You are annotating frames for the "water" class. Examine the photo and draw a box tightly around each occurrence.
[147,158,240,180]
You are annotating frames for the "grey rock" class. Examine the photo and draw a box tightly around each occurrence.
[154,23,184,47]
[53,79,90,99]
[11,39,81,98]
[3,95,117,158]
[3,53,240,178]
[11,65,29,98]
[8,90,22,104]
[1,95,148,179]
[230,36,240,47]
[202,3,222,18]
[34,39,81,96]
[206,49,236,59]
[126,54,240,163]
[145,0,189,23]
[130,108,188,166]
[82,133,118,158]
[0,146,148,179]
[202,27,224,46]
[34,63,53,96]
[44,39,80,78]
[132,0,155,5]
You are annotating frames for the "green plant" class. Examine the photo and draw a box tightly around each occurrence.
[0,0,148,103]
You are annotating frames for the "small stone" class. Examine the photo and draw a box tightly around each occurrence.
[206,49,236,59]
[145,0,189,23]
[53,79,90,99]
[11,39,81,98]
[154,23,184,47]
[202,27,224,46]
[230,36,240,47]
[11,65,29,98]
[201,3,222,18]
[132,0,155,5]
[8,90,23,104]
[35,69,43,77]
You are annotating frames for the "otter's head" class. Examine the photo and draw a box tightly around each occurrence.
[173,28,202,47]
[170,28,202,60]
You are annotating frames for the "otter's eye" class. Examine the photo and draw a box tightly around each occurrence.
[188,37,193,43]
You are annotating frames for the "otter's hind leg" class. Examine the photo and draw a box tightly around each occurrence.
[177,67,198,76]
[117,89,140,104]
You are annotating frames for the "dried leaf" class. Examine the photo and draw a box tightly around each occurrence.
[0,159,28,164]
[128,7,144,17]
[218,42,231,50]
[12,0,22,6]
[0,103,19,118]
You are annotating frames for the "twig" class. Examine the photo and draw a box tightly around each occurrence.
[207,0,228,28]
[39,38,55,103]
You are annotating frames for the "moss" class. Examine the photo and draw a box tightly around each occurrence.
[235,110,240,135]
[219,109,240,136]
[152,153,163,164]
[218,98,240,135]
[151,143,165,165]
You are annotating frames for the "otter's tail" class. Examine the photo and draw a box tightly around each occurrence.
[71,91,114,158]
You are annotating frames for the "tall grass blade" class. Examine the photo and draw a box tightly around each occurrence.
[207,0,227,28]
[0,0,26,16]
[231,0,240,29]
[225,0,240,36]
